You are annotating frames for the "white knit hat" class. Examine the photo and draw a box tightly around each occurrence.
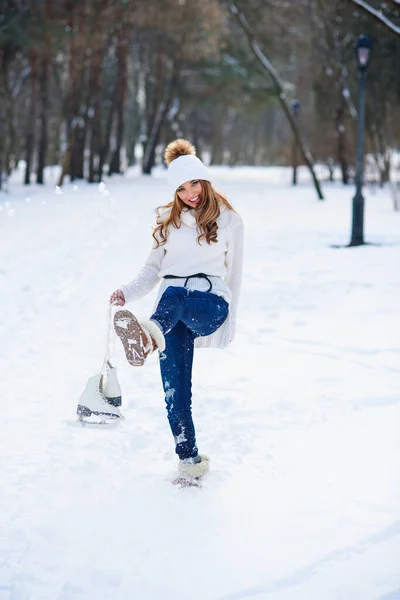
[165,139,210,195]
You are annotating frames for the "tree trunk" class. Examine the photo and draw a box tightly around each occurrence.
[142,54,179,175]
[88,0,109,183]
[126,42,140,166]
[390,181,400,211]
[24,50,39,185]
[57,3,83,186]
[335,67,353,186]
[74,123,86,179]
[142,38,162,174]
[109,26,129,175]
[210,124,224,165]
[98,91,117,180]
[88,64,103,183]
[369,116,392,186]
[327,158,335,182]
[0,59,7,190]
[6,98,16,177]
[62,83,79,183]
[58,139,73,187]
[190,109,203,162]
[37,47,50,184]
[336,98,349,185]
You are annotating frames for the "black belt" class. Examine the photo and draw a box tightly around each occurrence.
[163,273,213,292]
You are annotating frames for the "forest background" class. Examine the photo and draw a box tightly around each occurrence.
[0,0,399,190]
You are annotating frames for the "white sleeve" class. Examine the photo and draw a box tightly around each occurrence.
[225,214,244,342]
[120,243,165,302]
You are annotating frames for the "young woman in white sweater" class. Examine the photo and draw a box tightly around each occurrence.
[109,139,243,481]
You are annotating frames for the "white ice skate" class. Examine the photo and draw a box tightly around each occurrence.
[77,372,123,425]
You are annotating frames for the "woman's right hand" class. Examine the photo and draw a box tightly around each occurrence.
[110,289,126,306]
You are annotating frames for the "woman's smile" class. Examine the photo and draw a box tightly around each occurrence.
[177,180,203,208]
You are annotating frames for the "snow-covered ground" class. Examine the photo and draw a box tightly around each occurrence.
[1,167,399,600]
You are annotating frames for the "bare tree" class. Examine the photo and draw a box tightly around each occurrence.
[229,1,324,200]
[36,0,52,184]
[348,0,400,38]
[108,23,130,175]
[24,49,39,185]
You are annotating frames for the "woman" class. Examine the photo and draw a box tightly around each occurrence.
[110,139,243,482]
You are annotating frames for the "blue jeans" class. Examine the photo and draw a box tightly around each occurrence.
[150,286,229,460]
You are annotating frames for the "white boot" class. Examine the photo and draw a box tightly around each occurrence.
[139,319,166,352]
[178,454,210,479]
[77,374,122,423]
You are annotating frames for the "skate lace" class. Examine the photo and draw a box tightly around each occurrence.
[100,304,115,390]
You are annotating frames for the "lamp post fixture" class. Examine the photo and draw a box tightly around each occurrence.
[291,99,300,186]
[349,34,372,246]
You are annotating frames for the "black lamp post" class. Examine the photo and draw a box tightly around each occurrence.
[291,99,300,186]
[349,34,372,246]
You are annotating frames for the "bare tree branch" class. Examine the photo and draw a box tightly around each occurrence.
[228,0,324,200]
[349,0,400,38]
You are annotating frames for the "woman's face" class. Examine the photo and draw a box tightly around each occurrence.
[176,180,202,208]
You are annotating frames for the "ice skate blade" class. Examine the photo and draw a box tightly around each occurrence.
[76,405,123,427]
[78,415,121,426]
[76,415,122,427]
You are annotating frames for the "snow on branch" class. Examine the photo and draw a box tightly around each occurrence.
[349,0,400,38]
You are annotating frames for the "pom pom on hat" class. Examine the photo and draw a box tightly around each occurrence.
[164,139,196,166]
[165,138,210,195]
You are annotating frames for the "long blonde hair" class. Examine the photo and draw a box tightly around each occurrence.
[152,180,235,248]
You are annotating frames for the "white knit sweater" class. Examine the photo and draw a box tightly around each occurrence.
[120,207,243,348]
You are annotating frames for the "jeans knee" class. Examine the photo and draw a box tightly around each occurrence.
[160,286,187,310]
